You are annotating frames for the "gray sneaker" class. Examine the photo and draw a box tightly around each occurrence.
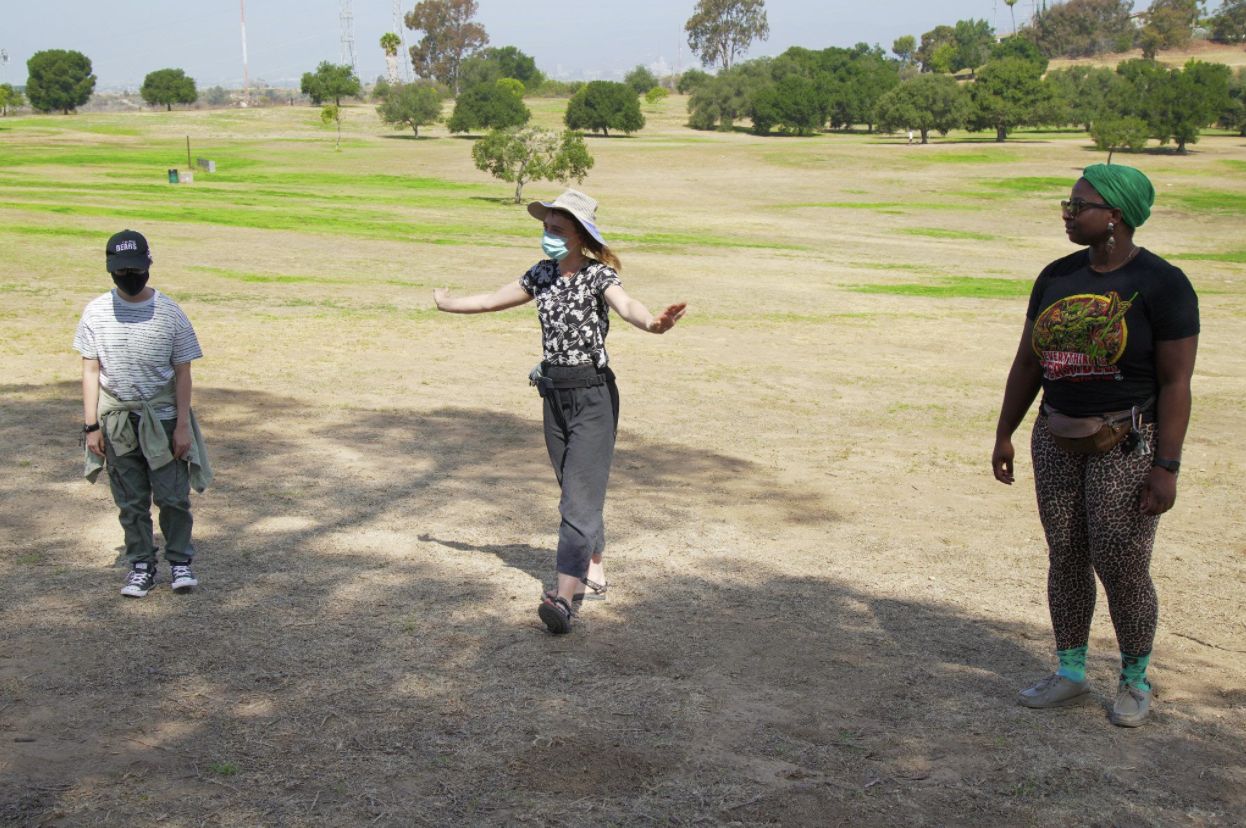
[1017,673,1090,708]
[1109,682,1153,727]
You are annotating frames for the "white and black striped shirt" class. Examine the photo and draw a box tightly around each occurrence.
[74,289,202,420]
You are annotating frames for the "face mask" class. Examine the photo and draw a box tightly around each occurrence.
[541,233,570,262]
[112,271,150,296]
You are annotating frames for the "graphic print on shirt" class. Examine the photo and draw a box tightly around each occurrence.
[1032,291,1137,382]
[521,260,621,367]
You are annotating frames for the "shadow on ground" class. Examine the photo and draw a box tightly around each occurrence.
[1,382,1242,826]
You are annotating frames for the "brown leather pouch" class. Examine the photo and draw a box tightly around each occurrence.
[1044,408,1132,455]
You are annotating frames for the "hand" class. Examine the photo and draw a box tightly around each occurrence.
[1139,466,1177,515]
[173,422,192,460]
[433,287,450,310]
[86,429,105,458]
[647,302,687,334]
[992,437,1015,484]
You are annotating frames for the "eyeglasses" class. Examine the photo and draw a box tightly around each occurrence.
[1060,198,1113,217]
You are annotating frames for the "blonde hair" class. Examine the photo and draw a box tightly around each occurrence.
[553,208,622,272]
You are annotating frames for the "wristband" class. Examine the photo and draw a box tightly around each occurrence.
[1152,457,1180,474]
[83,423,101,434]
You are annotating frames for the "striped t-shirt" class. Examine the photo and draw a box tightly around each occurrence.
[74,289,203,420]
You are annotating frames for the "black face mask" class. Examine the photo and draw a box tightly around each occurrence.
[112,271,150,296]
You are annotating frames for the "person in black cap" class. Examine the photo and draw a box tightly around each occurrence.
[74,230,212,597]
[433,189,686,634]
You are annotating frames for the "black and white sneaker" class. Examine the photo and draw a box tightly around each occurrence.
[170,563,198,593]
[121,561,157,598]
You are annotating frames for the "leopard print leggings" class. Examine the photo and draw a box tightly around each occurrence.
[1031,414,1160,655]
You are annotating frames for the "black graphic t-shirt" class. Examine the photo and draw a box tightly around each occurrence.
[1026,248,1199,416]
[520,259,622,367]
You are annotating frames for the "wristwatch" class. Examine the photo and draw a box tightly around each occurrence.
[1152,457,1180,474]
[83,423,100,434]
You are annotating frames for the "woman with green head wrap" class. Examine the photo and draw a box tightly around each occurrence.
[991,164,1200,727]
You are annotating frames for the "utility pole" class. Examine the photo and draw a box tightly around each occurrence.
[239,0,250,104]
[340,0,357,73]
[393,0,411,81]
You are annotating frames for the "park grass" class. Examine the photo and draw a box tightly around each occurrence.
[849,276,1032,299]
[1165,188,1246,216]
[1169,250,1246,264]
[899,227,996,241]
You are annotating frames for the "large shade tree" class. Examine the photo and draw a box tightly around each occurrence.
[875,73,970,143]
[301,62,361,105]
[564,80,645,136]
[448,80,529,133]
[25,49,96,113]
[685,0,769,72]
[405,0,489,94]
[377,82,444,136]
[140,68,197,111]
[471,126,593,203]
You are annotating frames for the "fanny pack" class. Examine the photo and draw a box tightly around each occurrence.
[1042,397,1152,455]
[529,362,615,398]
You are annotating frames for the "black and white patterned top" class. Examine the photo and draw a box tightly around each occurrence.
[520,259,622,368]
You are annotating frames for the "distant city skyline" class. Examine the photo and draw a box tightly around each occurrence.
[1,1,1221,91]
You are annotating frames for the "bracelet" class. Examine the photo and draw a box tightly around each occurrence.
[83,423,101,434]
[1152,457,1180,474]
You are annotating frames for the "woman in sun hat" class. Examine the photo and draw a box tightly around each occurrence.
[991,164,1199,727]
[434,189,686,634]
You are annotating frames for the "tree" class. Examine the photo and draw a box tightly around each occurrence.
[1005,0,1022,34]
[951,19,996,76]
[377,82,444,136]
[1211,0,1246,43]
[471,126,593,203]
[25,49,96,113]
[645,86,670,104]
[875,73,970,143]
[685,0,769,71]
[1044,65,1124,130]
[564,80,645,136]
[1221,68,1246,136]
[405,0,488,94]
[970,56,1051,141]
[459,46,545,92]
[381,32,402,84]
[203,86,232,107]
[301,62,361,106]
[686,63,760,130]
[676,68,712,94]
[321,103,342,150]
[1090,116,1151,162]
[1023,0,1136,58]
[448,80,529,133]
[1140,0,1201,58]
[892,35,917,66]
[749,74,821,135]
[916,25,956,73]
[0,84,27,116]
[624,65,659,95]
[1117,58,1232,152]
[140,68,197,111]
[990,36,1048,71]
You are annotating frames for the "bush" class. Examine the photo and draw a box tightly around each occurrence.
[1090,116,1151,160]
[644,86,670,104]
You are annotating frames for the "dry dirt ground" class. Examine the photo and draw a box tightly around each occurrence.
[1,99,1244,826]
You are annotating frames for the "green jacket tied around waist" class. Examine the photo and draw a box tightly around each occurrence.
[83,382,213,492]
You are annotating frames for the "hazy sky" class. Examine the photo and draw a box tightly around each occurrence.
[1,0,1212,90]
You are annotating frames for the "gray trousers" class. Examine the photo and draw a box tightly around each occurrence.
[104,415,195,565]
[542,374,619,581]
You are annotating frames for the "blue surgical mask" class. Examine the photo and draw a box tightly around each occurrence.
[541,233,570,261]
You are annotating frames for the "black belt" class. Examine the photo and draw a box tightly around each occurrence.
[533,363,614,396]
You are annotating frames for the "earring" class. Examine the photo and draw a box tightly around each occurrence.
[1106,222,1116,253]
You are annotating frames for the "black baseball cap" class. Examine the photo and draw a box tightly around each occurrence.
[105,229,152,272]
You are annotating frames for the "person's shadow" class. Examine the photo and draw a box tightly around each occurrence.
[419,533,551,583]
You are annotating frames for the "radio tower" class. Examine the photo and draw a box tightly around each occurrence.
[239,0,250,104]
[393,0,411,81]
[340,0,357,72]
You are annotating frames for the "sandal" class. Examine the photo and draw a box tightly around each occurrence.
[544,589,583,614]
[538,595,574,634]
[583,578,608,599]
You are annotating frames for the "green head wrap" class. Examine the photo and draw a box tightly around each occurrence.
[1081,163,1155,229]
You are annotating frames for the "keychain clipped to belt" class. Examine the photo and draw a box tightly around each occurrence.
[1121,405,1152,457]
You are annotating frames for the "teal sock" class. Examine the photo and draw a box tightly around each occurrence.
[1056,645,1088,682]
[1120,651,1152,690]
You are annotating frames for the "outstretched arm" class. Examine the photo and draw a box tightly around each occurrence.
[434,280,531,314]
[604,284,686,334]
